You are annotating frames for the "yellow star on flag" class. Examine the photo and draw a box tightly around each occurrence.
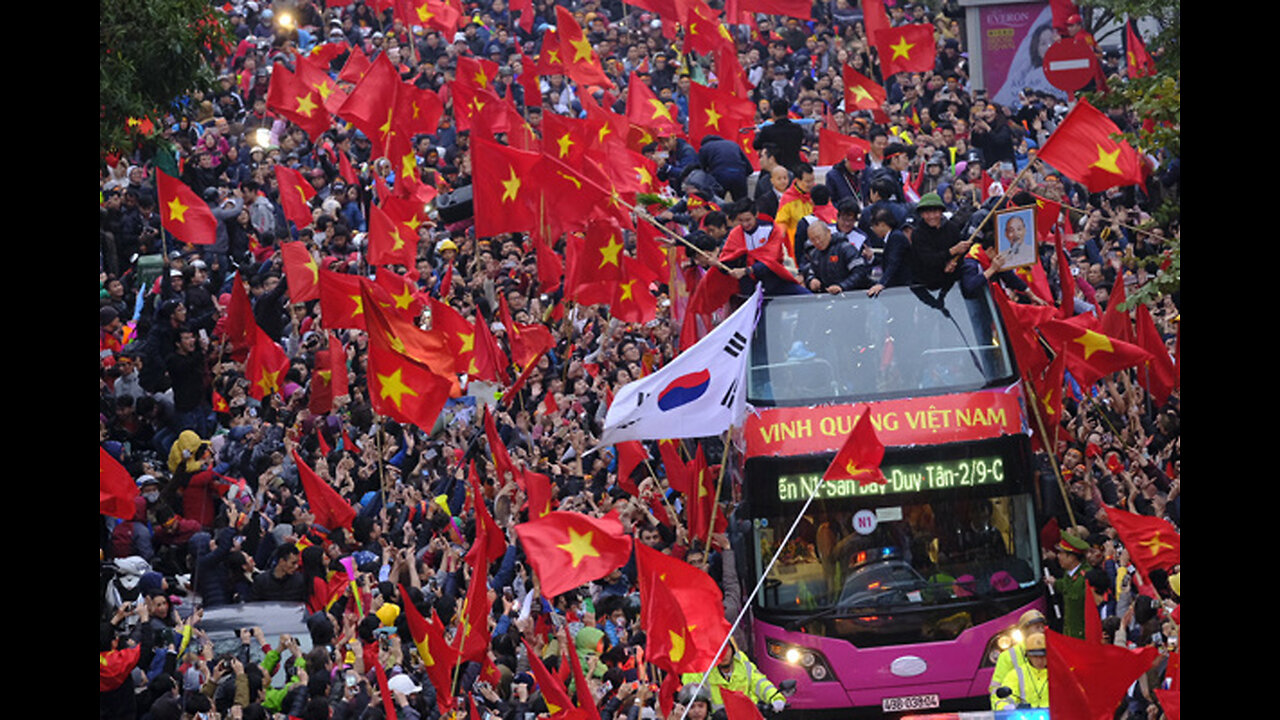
[295,93,319,117]
[704,103,723,130]
[1139,532,1174,556]
[316,369,332,385]
[1040,389,1055,417]
[418,634,435,666]
[618,280,635,301]
[349,294,365,316]
[649,99,673,122]
[599,236,624,267]
[385,330,406,354]
[668,630,686,662]
[389,226,407,251]
[458,332,475,353]
[376,367,419,409]
[474,68,489,87]
[598,123,612,144]
[556,133,575,158]
[256,368,282,397]
[889,35,915,60]
[570,35,594,64]
[392,285,415,310]
[688,21,701,35]
[1091,145,1123,175]
[547,49,561,65]
[379,109,394,137]
[416,4,435,23]
[1073,330,1113,360]
[850,85,874,104]
[314,79,333,102]
[303,255,318,284]
[634,165,653,187]
[501,168,522,203]
[167,196,190,223]
[556,527,600,568]
[844,460,872,477]
[402,152,418,179]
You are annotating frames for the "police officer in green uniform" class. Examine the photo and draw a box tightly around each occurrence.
[1048,532,1092,639]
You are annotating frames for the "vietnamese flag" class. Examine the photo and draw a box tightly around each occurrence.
[1125,19,1156,78]
[367,202,419,267]
[842,65,887,112]
[554,5,614,90]
[217,271,255,354]
[1046,629,1158,720]
[451,551,493,663]
[658,437,691,495]
[683,2,736,57]
[100,645,142,692]
[465,462,508,566]
[338,45,372,84]
[1055,233,1076,319]
[427,298,475,371]
[281,240,321,303]
[523,465,555,519]
[635,542,734,670]
[874,24,937,77]
[292,448,356,530]
[615,441,648,497]
[309,334,342,415]
[522,637,575,717]
[336,52,400,152]
[471,310,510,384]
[534,236,564,294]
[276,164,318,230]
[398,0,461,35]
[245,325,290,400]
[1035,98,1145,193]
[687,81,754,150]
[392,78,446,138]
[862,0,891,42]
[541,111,590,166]
[564,623,604,720]
[318,268,368,331]
[156,170,217,245]
[818,128,870,166]
[295,52,350,115]
[373,267,426,322]
[1033,194,1063,239]
[470,136,542,239]
[266,64,333,140]
[399,586,458,713]
[1099,270,1134,344]
[100,446,138,520]
[1104,506,1180,581]
[361,283,455,429]
[1038,320,1152,389]
[531,27,566,77]
[822,404,887,485]
[611,256,660,324]
[515,510,634,598]
[627,72,682,136]
[212,388,230,415]
[1028,350,1066,452]
[483,405,520,487]
[1134,303,1176,406]
[643,574,702,674]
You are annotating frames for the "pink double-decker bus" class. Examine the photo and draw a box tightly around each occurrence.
[732,286,1047,716]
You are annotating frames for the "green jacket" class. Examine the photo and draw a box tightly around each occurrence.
[1058,563,1092,640]
[260,649,307,712]
[996,663,1048,709]
[682,651,782,709]
[988,643,1028,709]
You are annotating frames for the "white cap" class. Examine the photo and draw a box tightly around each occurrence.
[387,674,423,695]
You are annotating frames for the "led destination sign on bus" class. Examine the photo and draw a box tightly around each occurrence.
[777,456,1005,502]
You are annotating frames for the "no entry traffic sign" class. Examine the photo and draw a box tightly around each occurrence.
[1043,39,1099,93]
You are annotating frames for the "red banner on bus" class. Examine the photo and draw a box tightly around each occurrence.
[745,388,1027,458]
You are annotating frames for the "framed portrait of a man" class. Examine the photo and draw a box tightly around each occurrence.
[995,206,1037,268]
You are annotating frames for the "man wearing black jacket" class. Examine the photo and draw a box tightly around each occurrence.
[907,192,974,290]
[754,99,804,173]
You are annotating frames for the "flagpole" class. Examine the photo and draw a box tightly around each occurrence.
[702,428,731,555]
[375,414,388,510]
[960,158,1041,247]
[676,468,829,720]
[1042,196,1162,240]
[641,456,682,529]
[1020,369,1077,529]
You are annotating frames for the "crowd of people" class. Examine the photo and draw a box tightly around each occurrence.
[99,1,1180,719]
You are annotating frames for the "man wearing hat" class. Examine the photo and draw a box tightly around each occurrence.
[994,632,1049,709]
[387,671,426,717]
[988,609,1047,709]
[906,190,974,291]
[1047,531,1092,639]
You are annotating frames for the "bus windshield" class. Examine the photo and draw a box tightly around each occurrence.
[748,285,1017,406]
[753,490,1041,615]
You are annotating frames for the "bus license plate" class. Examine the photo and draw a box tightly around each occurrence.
[881,694,940,712]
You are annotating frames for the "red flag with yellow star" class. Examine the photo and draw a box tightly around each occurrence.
[554,5,614,90]
[318,268,368,331]
[295,53,350,115]
[1134,303,1175,406]
[281,240,321,303]
[374,267,426,321]
[635,542,733,670]
[1035,98,1145,193]
[822,404,888,485]
[470,136,542,238]
[1105,505,1179,580]
[367,202,419,267]
[336,52,400,152]
[451,550,493,663]
[515,510,634,598]
[276,164,318,231]
[540,111,590,166]
[683,2,736,57]
[1038,319,1152,389]
[292,448,357,530]
[309,332,349,416]
[245,325,290,400]
[1028,349,1066,453]
[522,637,576,717]
[643,571,703,674]
[874,23,936,77]
[818,127,870,166]
[398,584,458,714]
[483,404,520,487]
[100,645,143,692]
[687,81,755,150]
[843,64,888,112]
[338,45,372,84]
[359,277,459,379]
[361,284,454,431]
[397,0,461,36]
[100,446,139,520]
[217,271,255,356]
[523,465,556,519]
[426,298,475,371]
[1046,629,1159,720]
[1124,19,1156,79]
[266,64,333,140]
[611,256,659,324]
[466,461,508,565]
[471,311,511,384]
[156,170,218,245]
[626,72,683,136]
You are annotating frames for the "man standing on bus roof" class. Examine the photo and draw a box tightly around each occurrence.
[907,192,975,291]
[1046,532,1092,639]
[989,609,1047,709]
[681,641,786,713]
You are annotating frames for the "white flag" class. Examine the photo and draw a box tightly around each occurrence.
[598,286,761,446]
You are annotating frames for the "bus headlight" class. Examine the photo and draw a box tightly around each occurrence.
[766,639,836,683]
[981,626,1021,668]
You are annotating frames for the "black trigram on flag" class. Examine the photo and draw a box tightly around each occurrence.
[720,377,739,409]
[723,332,747,358]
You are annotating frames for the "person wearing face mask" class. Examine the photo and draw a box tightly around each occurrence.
[111,474,163,562]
